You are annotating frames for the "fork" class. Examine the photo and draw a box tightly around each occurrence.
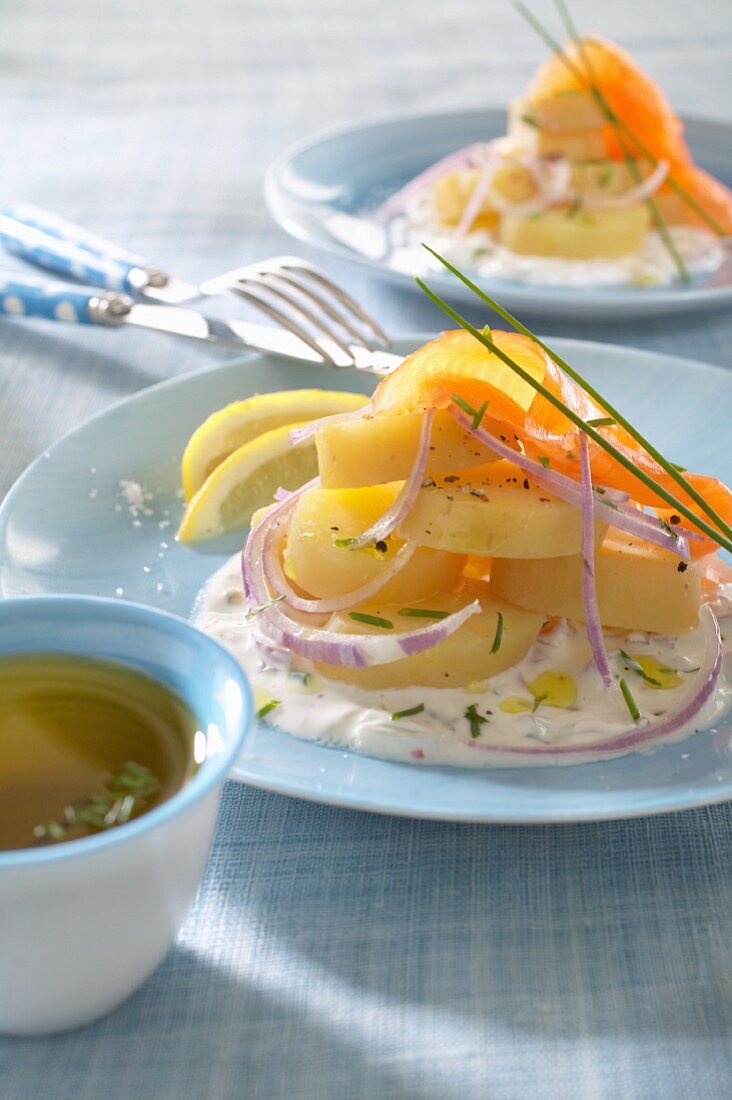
[0,204,391,369]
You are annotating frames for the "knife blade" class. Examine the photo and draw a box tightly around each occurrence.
[104,298,404,375]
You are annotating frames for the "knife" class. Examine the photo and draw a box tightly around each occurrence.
[0,208,197,304]
[0,274,403,375]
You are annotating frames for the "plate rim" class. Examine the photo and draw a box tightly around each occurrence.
[264,104,732,313]
[2,335,731,824]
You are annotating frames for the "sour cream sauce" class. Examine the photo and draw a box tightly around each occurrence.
[387,198,725,289]
[196,556,732,768]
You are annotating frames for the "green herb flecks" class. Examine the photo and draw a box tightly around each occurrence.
[246,595,286,620]
[451,392,490,430]
[391,703,426,721]
[618,649,663,687]
[539,455,551,468]
[619,678,641,721]
[256,699,281,720]
[531,693,547,713]
[471,399,490,430]
[33,762,160,843]
[349,611,394,629]
[520,111,540,128]
[398,608,450,620]
[465,703,488,739]
[512,1,725,237]
[417,247,732,554]
[490,611,504,655]
[451,392,478,418]
[566,194,582,219]
[587,416,616,428]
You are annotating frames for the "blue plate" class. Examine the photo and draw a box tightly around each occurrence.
[1,338,731,822]
[265,107,732,320]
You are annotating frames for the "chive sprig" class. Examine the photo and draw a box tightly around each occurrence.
[418,246,732,554]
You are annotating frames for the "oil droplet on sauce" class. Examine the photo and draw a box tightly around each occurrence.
[526,671,578,709]
[627,654,683,690]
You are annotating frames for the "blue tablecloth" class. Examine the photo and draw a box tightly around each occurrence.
[1,1,732,1096]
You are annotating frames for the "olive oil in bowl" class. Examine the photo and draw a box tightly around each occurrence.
[0,654,199,851]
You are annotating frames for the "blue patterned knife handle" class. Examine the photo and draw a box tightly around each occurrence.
[0,275,115,324]
[0,203,148,267]
[0,214,140,292]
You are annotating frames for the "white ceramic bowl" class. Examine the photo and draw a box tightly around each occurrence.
[0,596,251,1036]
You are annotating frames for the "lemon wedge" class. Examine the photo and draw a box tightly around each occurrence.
[181,389,368,501]
[178,422,324,542]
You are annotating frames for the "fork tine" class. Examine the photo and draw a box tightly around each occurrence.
[236,274,355,362]
[273,257,391,347]
[229,284,348,368]
[258,270,378,352]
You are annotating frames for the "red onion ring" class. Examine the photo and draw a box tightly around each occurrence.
[263,497,419,614]
[379,143,487,218]
[241,471,482,668]
[454,150,500,238]
[450,409,691,559]
[342,409,434,550]
[290,403,372,447]
[454,152,575,237]
[579,433,613,688]
[468,604,723,757]
[582,160,669,212]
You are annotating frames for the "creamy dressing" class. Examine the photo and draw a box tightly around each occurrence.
[385,196,725,289]
[196,556,732,768]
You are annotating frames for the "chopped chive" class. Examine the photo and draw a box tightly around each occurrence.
[520,112,540,128]
[391,703,426,721]
[256,699,280,720]
[490,611,504,655]
[526,0,688,279]
[539,455,551,468]
[416,251,732,555]
[619,678,641,722]
[335,536,357,548]
[289,670,311,686]
[482,324,492,337]
[618,649,663,688]
[246,595,286,620]
[471,399,490,430]
[566,195,582,218]
[450,392,478,418]
[32,762,160,843]
[398,607,450,620]
[531,693,547,713]
[512,1,726,237]
[587,416,616,428]
[657,517,679,540]
[465,703,488,739]
[349,611,394,629]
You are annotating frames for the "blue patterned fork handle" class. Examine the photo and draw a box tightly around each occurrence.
[0,209,164,294]
[0,273,126,324]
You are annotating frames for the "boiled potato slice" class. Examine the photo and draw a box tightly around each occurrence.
[509,122,607,161]
[570,159,645,197]
[316,409,497,489]
[490,530,702,633]
[512,93,606,133]
[499,204,650,259]
[434,162,538,228]
[314,583,545,690]
[434,171,499,230]
[398,461,607,558]
[284,484,465,603]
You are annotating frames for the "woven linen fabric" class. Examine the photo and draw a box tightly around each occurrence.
[1,1,732,1097]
